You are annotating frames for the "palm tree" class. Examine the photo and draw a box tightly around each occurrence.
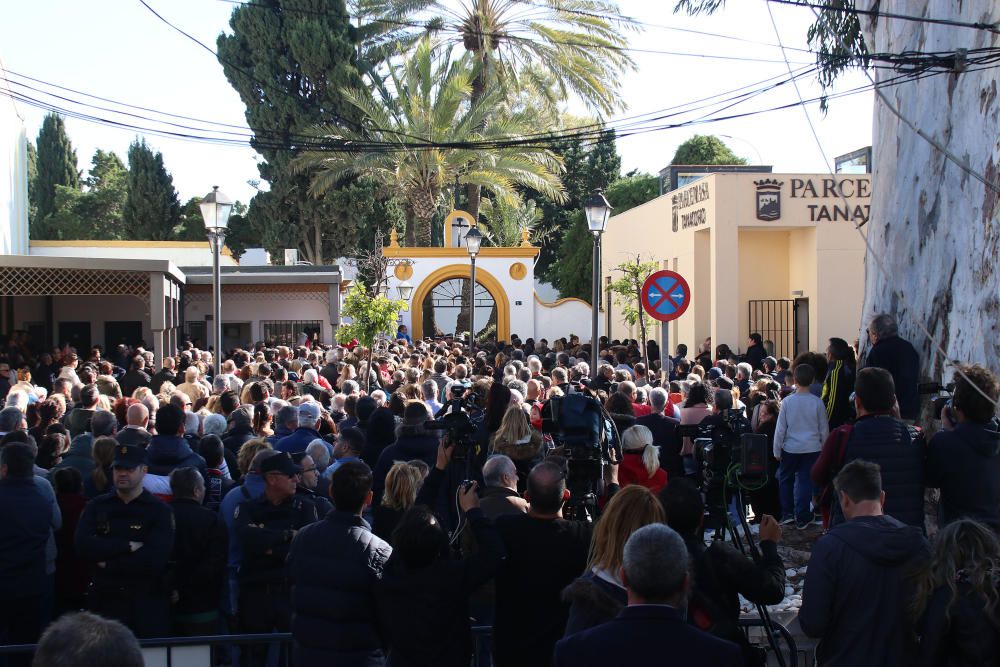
[297,36,565,246]
[383,0,637,218]
[479,196,544,247]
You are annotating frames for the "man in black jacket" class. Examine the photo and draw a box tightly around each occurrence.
[75,444,175,638]
[494,459,593,667]
[863,313,920,420]
[661,479,785,658]
[119,356,151,398]
[814,368,925,530]
[287,460,392,666]
[554,524,740,667]
[800,460,929,666]
[744,333,766,372]
[636,387,682,480]
[926,364,1000,532]
[0,443,54,655]
[235,452,317,667]
[168,467,227,637]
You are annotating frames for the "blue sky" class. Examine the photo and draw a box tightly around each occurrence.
[2,0,874,205]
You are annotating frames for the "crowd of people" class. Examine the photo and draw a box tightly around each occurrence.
[0,310,998,667]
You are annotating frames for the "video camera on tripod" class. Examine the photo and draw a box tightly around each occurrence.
[676,409,769,488]
[424,382,482,462]
[540,393,621,521]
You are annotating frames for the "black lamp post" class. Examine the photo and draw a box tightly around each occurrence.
[199,186,233,377]
[584,189,612,378]
[464,226,483,350]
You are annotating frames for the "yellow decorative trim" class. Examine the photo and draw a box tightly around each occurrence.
[520,228,532,247]
[411,264,510,341]
[30,240,233,256]
[509,262,527,280]
[388,229,400,248]
[533,292,592,308]
[383,246,539,258]
[394,263,414,280]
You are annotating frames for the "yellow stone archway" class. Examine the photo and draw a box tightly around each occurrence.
[411,264,510,341]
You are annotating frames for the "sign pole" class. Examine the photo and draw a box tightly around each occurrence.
[660,322,670,384]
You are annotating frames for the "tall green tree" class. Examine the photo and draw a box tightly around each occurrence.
[534,128,621,276]
[547,172,659,300]
[217,0,364,265]
[33,113,79,230]
[393,0,636,219]
[36,149,128,240]
[122,139,181,240]
[671,134,747,165]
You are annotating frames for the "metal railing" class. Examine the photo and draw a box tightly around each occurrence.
[0,622,795,666]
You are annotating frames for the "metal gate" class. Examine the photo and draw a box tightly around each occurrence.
[748,299,804,360]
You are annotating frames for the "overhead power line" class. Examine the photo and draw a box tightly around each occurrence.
[768,0,1000,34]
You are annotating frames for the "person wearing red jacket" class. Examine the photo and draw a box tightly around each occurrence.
[618,425,667,495]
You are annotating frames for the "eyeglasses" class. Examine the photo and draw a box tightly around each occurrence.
[300,467,317,474]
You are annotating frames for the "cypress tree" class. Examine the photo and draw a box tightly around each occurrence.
[33,113,79,224]
[122,139,181,240]
[216,0,363,264]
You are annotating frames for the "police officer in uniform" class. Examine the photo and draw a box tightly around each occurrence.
[235,452,318,667]
[75,444,175,638]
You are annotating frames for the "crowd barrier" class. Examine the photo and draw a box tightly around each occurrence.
[0,621,796,666]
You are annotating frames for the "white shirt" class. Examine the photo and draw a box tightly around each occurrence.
[773,391,830,457]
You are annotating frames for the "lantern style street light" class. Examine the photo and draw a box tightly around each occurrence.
[464,226,483,349]
[584,189,612,378]
[199,186,233,378]
[397,280,414,301]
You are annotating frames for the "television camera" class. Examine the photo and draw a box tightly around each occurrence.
[540,392,621,521]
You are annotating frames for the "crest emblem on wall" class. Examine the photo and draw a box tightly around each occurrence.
[754,179,783,221]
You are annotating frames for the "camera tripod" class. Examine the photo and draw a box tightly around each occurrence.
[706,483,788,667]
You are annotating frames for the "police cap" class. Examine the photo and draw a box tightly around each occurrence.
[112,444,147,469]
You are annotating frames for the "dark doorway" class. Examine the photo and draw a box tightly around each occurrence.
[105,321,143,351]
[748,299,795,360]
[793,298,810,358]
[58,322,91,353]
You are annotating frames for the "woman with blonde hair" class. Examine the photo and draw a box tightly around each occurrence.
[489,404,542,492]
[563,485,665,634]
[373,461,424,543]
[236,438,272,478]
[84,436,119,498]
[618,424,667,494]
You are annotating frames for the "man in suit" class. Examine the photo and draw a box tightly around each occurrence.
[554,523,740,667]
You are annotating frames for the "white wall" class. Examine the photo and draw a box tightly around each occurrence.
[534,297,593,343]
[30,242,237,267]
[185,290,334,346]
[1,98,29,255]
[388,254,537,339]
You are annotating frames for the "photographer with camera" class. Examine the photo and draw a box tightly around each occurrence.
[661,478,786,665]
[926,364,1000,532]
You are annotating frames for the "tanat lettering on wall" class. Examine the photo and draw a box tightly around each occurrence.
[756,177,872,224]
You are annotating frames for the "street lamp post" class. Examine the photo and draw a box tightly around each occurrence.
[199,186,233,378]
[584,189,612,379]
[464,227,483,351]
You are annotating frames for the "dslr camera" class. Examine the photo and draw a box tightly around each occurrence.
[425,382,481,461]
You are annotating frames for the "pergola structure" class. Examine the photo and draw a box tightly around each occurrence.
[0,255,184,366]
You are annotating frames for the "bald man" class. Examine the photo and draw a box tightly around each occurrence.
[116,403,152,448]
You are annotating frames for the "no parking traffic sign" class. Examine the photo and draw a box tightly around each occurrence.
[641,270,691,322]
